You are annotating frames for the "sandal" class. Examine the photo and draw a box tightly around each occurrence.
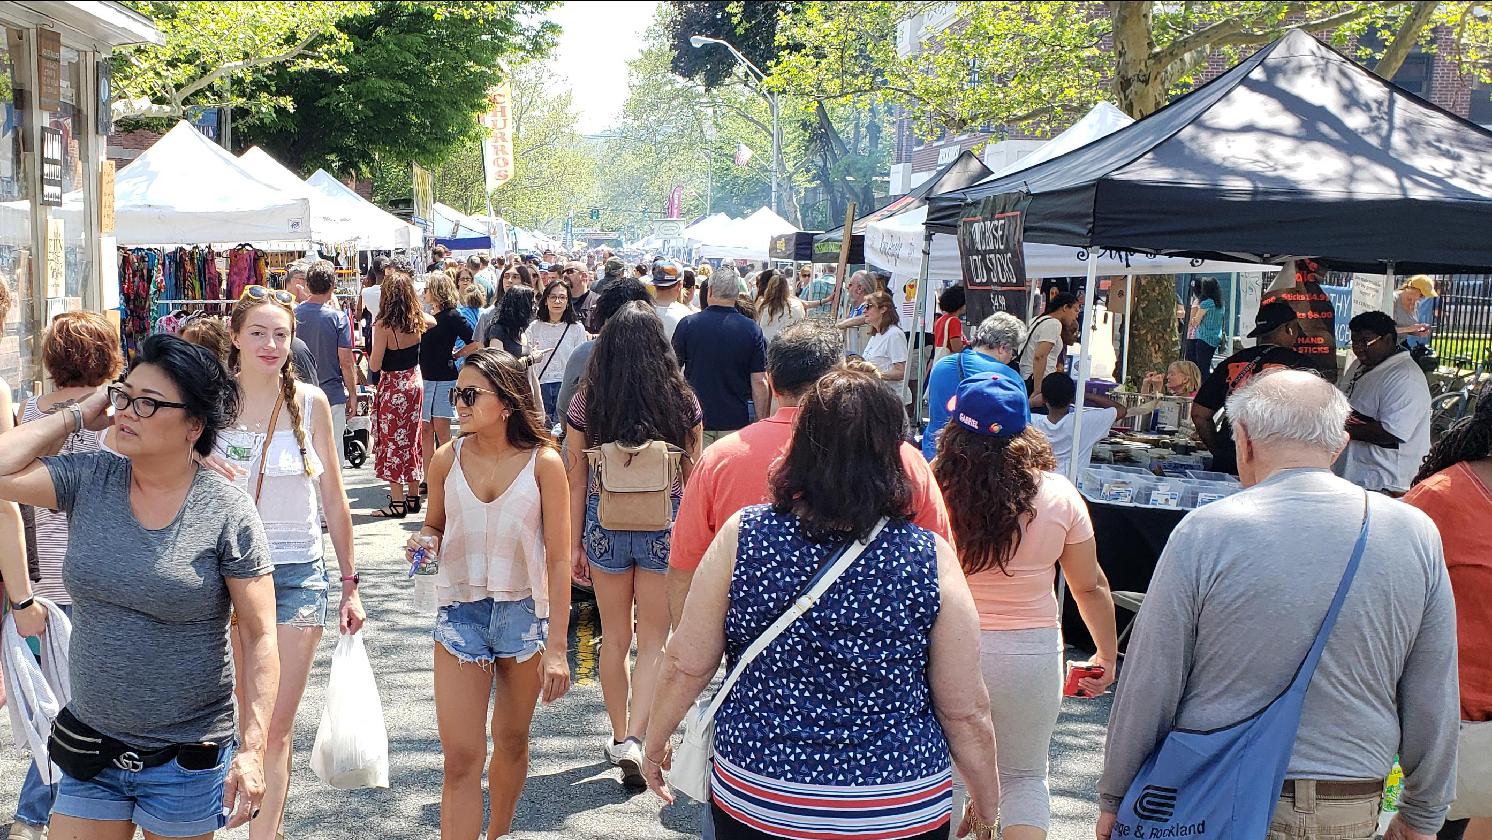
[419,481,428,496]
[372,497,407,519]
[407,494,422,514]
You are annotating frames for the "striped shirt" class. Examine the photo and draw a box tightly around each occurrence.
[19,397,104,605]
[712,755,952,839]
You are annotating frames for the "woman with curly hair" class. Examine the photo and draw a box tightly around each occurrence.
[370,261,431,517]
[1404,396,1492,840]
[564,301,701,786]
[932,372,1119,840]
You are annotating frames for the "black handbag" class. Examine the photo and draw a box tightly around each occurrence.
[48,707,221,780]
[1409,343,1438,373]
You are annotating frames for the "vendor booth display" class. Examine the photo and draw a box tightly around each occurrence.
[305,170,421,251]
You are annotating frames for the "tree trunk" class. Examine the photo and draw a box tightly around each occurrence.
[1127,274,1181,386]
[1108,1,1167,118]
[1373,1,1438,79]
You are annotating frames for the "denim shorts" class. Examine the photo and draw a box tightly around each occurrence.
[583,492,680,575]
[422,379,456,421]
[274,559,329,627]
[435,597,548,664]
[53,739,236,837]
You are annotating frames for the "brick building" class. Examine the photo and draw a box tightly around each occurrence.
[889,6,1492,194]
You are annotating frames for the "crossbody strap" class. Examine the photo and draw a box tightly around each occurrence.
[1019,316,1055,358]
[1289,492,1372,694]
[251,394,285,506]
[699,517,890,723]
[536,322,571,381]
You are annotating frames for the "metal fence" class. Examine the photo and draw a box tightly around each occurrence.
[1431,274,1492,366]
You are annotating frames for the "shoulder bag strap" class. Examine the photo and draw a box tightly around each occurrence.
[1289,492,1372,693]
[536,322,571,381]
[698,517,890,724]
[251,394,285,506]
[1019,316,1054,358]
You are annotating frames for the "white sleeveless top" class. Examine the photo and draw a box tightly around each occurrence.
[214,393,324,566]
[435,439,548,617]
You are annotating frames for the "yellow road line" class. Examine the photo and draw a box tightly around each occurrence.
[573,600,598,686]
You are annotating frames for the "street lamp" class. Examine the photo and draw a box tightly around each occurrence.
[689,33,781,217]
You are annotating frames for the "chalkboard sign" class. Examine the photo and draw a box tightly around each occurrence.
[957,192,1030,325]
[1265,281,1339,381]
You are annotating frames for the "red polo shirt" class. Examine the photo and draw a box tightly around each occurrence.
[671,406,954,572]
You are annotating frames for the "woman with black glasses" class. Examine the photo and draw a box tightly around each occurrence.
[405,349,572,840]
[530,280,587,424]
[0,334,278,839]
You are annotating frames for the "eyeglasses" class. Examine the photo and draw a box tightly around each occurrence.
[561,268,579,275]
[1350,334,1389,351]
[240,285,295,306]
[108,384,189,419]
[546,293,570,303]
[448,385,504,408]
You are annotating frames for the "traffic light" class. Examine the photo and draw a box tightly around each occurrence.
[589,208,601,220]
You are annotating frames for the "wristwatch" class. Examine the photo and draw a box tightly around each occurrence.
[9,596,35,611]
[340,574,360,588]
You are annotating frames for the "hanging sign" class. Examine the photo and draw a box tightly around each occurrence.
[481,82,515,191]
[40,127,63,206]
[46,217,65,298]
[957,192,1030,325]
[411,163,433,227]
[1265,280,1339,381]
[37,28,61,111]
[99,159,115,235]
[666,185,683,219]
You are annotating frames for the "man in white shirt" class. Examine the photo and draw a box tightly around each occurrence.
[1019,292,1081,397]
[1032,372,1139,476]
[1335,311,1431,493]
[650,258,692,341]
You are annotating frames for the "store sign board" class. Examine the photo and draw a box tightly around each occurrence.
[957,192,1030,324]
[654,219,684,238]
[97,58,113,135]
[46,217,65,298]
[1265,281,1339,381]
[40,126,63,206]
[37,28,61,111]
[100,159,115,235]
[481,83,514,191]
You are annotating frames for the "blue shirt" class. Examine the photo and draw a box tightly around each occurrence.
[1196,298,1225,347]
[671,305,767,431]
[294,300,352,405]
[921,348,1028,461]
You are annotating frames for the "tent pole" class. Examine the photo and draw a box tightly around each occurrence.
[1066,254,1101,485]
[1383,260,1397,313]
[1121,272,1134,384]
[910,229,935,432]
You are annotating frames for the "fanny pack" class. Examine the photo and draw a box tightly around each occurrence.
[48,707,222,780]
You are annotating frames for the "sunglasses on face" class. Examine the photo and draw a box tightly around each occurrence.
[240,285,295,306]
[108,384,189,419]
[449,385,504,408]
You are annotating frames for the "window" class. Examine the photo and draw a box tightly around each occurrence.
[1471,79,1492,128]
[0,24,33,396]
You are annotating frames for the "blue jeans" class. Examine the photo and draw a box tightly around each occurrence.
[53,739,237,837]
[540,381,562,425]
[15,604,70,827]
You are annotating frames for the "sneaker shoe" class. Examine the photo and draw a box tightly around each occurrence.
[604,737,645,788]
[10,822,48,840]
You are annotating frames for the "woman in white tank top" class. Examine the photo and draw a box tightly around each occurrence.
[406,348,572,839]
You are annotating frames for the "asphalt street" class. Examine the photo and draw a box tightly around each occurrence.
[2,466,1114,839]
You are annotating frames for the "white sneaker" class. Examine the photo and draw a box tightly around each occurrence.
[604,737,645,788]
[9,823,48,840]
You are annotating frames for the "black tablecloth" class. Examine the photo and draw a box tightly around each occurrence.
[1061,499,1188,652]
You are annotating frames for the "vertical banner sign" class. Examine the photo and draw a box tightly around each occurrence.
[1265,280,1339,381]
[46,218,65,298]
[482,82,515,192]
[957,192,1031,327]
[40,127,63,206]
[37,28,61,111]
[411,164,434,228]
[97,58,113,135]
[99,159,115,235]
[667,185,683,219]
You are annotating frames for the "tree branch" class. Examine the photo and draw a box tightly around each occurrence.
[1373,0,1438,78]
[1152,2,1402,71]
[175,29,325,104]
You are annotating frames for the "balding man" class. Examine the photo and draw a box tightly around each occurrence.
[671,265,769,448]
[1098,370,1458,840]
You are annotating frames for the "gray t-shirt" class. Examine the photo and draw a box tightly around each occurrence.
[44,451,272,749]
[1098,468,1459,833]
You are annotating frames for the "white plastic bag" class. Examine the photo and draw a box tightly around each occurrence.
[310,632,389,790]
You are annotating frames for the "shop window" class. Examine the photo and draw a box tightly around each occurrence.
[0,25,32,397]
[47,44,90,306]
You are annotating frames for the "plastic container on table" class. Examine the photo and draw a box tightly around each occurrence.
[1185,469,1241,485]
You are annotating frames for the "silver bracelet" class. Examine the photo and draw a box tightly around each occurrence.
[66,405,84,435]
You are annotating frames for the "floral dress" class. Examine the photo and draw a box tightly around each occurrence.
[373,336,425,484]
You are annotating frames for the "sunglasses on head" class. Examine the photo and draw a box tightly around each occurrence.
[240,285,295,306]
[448,385,504,408]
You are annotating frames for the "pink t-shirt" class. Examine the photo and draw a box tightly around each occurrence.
[966,471,1094,631]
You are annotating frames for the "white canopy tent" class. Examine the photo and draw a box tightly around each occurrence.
[115,121,311,246]
[238,147,365,246]
[305,170,421,250]
[985,103,1135,180]
[432,202,489,239]
[696,207,797,261]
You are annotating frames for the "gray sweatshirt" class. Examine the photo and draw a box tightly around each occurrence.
[1098,468,1459,833]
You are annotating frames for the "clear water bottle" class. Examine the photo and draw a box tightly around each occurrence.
[409,535,439,613]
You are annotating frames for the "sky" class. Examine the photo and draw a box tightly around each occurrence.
[547,1,657,134]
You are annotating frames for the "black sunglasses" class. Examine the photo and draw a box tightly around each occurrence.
[448,385,503,408]
[108,384,189,419]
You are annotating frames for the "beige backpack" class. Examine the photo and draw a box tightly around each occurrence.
[585,440,684,531]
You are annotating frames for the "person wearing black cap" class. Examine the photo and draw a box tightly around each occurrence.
[650,258,691,341]
[1191,299,1316,474]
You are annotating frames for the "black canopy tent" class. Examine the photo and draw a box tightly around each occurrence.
[811,150,992,265]
[925,29,1492,276]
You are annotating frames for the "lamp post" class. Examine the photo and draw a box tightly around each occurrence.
[690,34,780,217]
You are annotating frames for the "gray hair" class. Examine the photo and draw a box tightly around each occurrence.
[971,312,1027,354]
[707,264,744,302]
[1225,369,1347,453]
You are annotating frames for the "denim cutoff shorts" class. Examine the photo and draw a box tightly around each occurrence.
[422,379,456,421]
[583,492,680,575]
[435,597,548,664]
[274,559,329,627]
[53,739,236,837]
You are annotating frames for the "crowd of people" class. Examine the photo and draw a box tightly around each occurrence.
[0,251,1486,840]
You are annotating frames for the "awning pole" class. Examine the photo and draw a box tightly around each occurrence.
[1066,253,1101,484]
[1121,272,1134,384]
[1383,260,1398,312]
[910,230,935,431]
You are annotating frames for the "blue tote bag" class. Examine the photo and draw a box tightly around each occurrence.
[1114,494,1371,840]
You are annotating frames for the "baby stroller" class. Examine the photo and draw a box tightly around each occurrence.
[344,350,373,469]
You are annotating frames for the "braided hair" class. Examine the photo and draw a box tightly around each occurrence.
[228,297,314,477]
[1413,389,1492,486]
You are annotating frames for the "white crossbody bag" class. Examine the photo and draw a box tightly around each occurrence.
[668,518,888,802]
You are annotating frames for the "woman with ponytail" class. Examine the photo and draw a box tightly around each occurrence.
[1405,395,1492,840]
[222,284,366,840]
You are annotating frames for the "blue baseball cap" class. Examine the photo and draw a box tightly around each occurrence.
[949,373,1029,438]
